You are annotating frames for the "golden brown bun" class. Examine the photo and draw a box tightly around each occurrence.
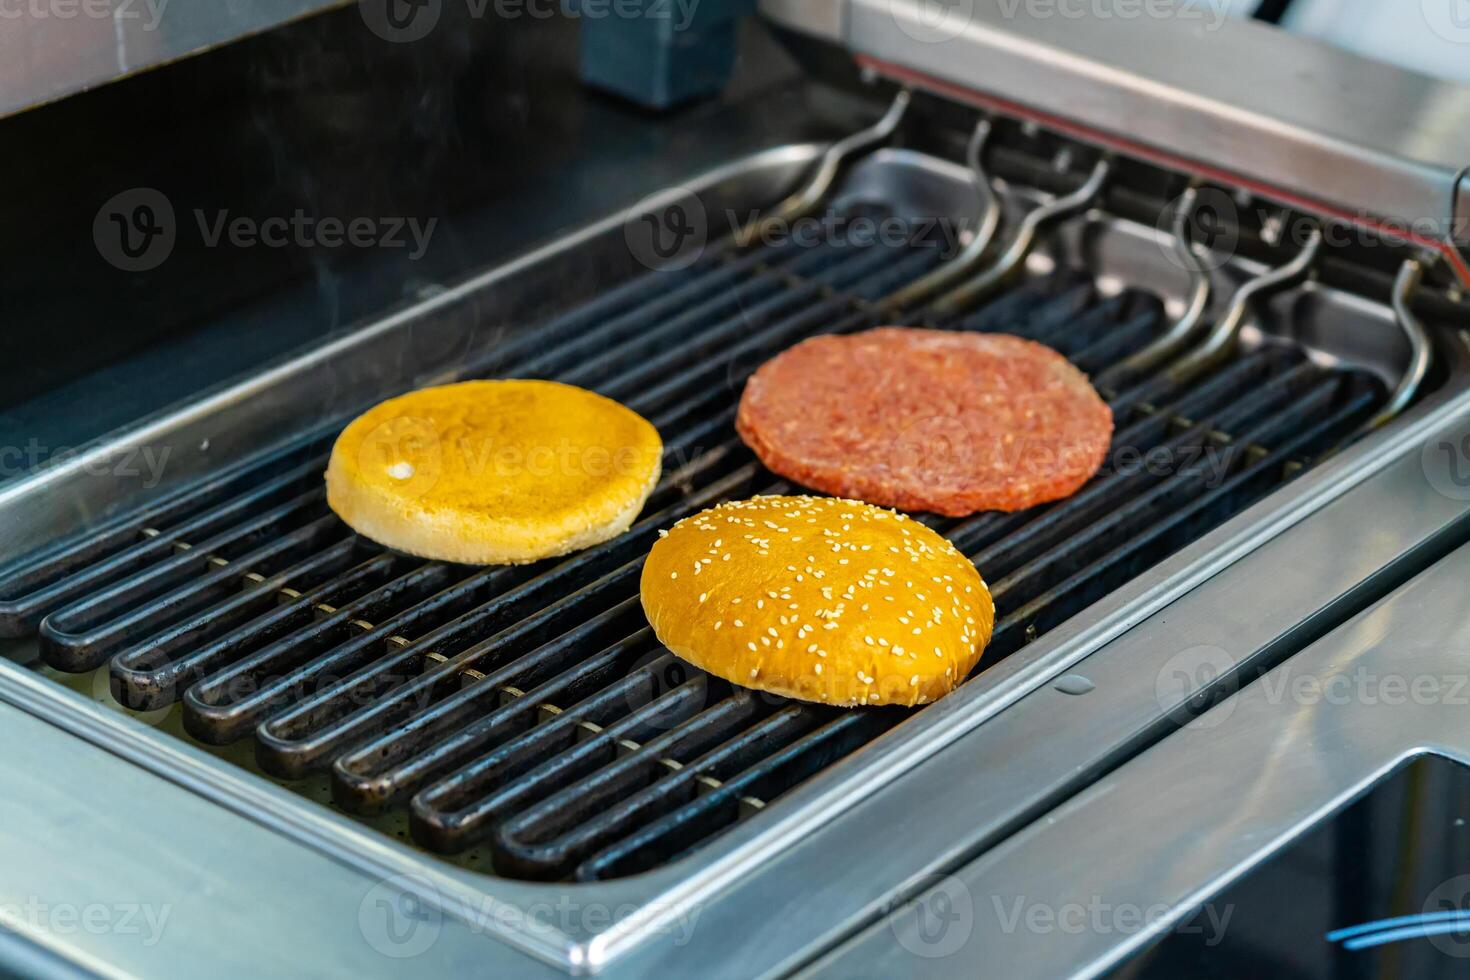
[326,380,662,564]
[640,496,994,707]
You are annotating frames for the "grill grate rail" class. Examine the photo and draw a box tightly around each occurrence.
[0,196,1385,882]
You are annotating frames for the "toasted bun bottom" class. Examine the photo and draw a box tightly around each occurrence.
[327,458,660,564]
[326,379,663,565]
[641,496,994,707]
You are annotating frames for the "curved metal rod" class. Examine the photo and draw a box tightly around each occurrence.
[735,89,911,247]
[878,118,1003,312]
[1166,226,1323,383]
[1110,187,1214,377]
[1448,164,1470,273]
[928,158,1111,317]
[1365,257,1434,430]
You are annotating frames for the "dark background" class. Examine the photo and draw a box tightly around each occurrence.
[0,4,808,469]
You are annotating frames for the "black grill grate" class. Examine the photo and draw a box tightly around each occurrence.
[0,202,1384,881]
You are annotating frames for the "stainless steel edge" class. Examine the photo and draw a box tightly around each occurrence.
[767,0,1470,238]
[805,540,1470,979]
[757,0,844,41]
[0,698,568,979]
[0,0,352,119]
[1,145,1468,975]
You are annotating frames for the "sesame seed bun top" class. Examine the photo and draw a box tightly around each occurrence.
[640,495,994,707]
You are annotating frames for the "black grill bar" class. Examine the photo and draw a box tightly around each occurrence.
[0,195,1388,883]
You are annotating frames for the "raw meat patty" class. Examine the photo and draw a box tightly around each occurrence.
[736,328,1113,516]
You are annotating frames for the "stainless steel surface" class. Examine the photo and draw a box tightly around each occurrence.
[756,0,844,42]
[807,522,1470,979]
[1166,226,1324,381]
[0,0,350,119]
[928,158,1111,314]
[1373,258,1436,428]
[736,90,909,244]
[0,145,1465,976]
[762,0,1470,286]
[879,119,1001,310]
[0,696,563,978]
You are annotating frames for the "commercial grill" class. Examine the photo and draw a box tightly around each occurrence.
[3,2,1470,977]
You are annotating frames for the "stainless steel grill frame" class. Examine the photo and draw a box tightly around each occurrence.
[2,127,1469,976]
